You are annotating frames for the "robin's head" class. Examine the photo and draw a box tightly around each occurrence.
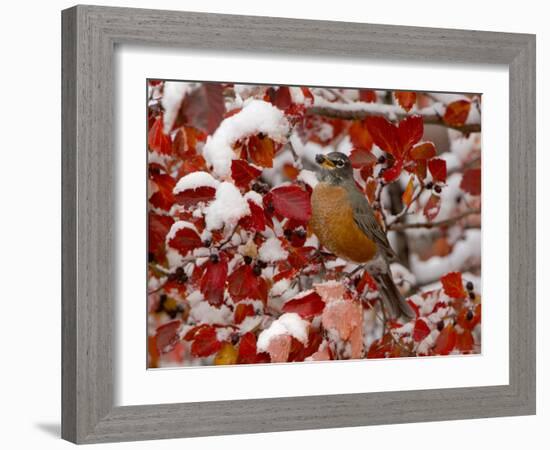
[315,152,353,184]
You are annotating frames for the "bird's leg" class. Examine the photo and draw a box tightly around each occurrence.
[345,264,365,279]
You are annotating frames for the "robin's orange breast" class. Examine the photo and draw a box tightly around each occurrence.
[310,182,377,263]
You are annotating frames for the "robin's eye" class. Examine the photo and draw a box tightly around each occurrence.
[335,160,345,168]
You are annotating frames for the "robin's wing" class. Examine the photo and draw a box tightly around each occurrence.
[348,187,397,260]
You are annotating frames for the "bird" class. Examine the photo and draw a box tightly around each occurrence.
[310,151,414,320]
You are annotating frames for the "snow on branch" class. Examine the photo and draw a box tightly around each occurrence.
[307,98,481,134]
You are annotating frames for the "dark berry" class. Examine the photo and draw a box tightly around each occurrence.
[378,155,386,164]
[178,273,188,284]
[426,181,434,190]
[466,310,474,321]
[203,239,211,247]
[253,264,262,276]
[434,185,442,194]
[258,132,266,139]
[210,254,219,263]
[175,267,185,277]
[295,229,306,238]
[456,195,462,204]
[251,181,269,194]
[437,320,444,331]
[243,255,253,265]
[466,281,474,291]
[284,229,293,239]
[259,261,268,269]
[469,291,476,300]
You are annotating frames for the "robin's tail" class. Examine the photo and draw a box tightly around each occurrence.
[374,272,415,320]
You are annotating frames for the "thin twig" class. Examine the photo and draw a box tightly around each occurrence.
[387,185,425,227]
[388,208,481,231]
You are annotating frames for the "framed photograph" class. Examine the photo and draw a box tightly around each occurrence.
[62,5,536,444]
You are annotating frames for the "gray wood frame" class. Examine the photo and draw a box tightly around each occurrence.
[62,5,536,444]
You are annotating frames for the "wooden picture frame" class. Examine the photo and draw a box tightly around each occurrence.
[61,5,536,444]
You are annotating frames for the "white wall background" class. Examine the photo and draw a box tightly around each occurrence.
[0,1,545,448]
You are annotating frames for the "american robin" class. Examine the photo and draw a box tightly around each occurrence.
[310,152,414,319]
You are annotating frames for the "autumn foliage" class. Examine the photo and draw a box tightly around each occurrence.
[147,81,482,368]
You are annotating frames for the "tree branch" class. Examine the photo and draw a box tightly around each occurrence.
[388,208,481,232]
[306,105,480,134]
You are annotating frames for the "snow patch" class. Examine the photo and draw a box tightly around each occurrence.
[205,182,250,231]
[173,171,219,194]
[203,99,290,177]
[257,313,309,352]
[258,237,289,263]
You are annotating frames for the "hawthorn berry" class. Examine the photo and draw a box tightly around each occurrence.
[243,255,253,265]
[469,291,476,300]
[434,185,442,194]
[466,281,474,291]
[425,181,434,190]
[378,155,386,164]
[466,310,474,321]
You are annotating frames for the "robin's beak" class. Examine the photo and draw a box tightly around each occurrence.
[315,154,335,169]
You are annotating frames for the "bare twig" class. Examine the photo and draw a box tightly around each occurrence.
[387,185,425,227]
[306,106,481,134]
[388,208,481,232]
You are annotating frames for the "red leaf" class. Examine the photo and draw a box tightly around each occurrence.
[433,324,457,355]
[357,270,378,294]
[149,172,176,211]
[365,116,400,156]
[359,89,377,103]
[234,303,255,324]
[423,194,441,221]
[397,115,424,156]
[456,329,474,353]
[155,320,181,354]
[270,185,312,222]
[167,227,202,255]
[148,213,174,258]
[349,120,373,151]
[239,200,266,232]
[460,168,481,196]
[191,325,222,357]
[231,159,262,189]
[174,186,216,207]
[395,91,417,112]
[382,158,404,183]
[349,147,377,168]
[267,86,292,110]
[148,115,172,154]
[410,142,436,160]
[238,332,261,364]
[402,176,415,206]
[282,163,300,180]
[228,265,267,303]
[441,272,467,298]
[282,291,325,319]
[444,100,471,127]
[247,134,275,168]
[412,319,431,342]
[178,83,225,134]
[428,158,447,183]
[200,256,228,306]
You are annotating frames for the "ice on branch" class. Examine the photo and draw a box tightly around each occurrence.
[257,313,309,352]
[203,99,290,177]
[205,182,250,231]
